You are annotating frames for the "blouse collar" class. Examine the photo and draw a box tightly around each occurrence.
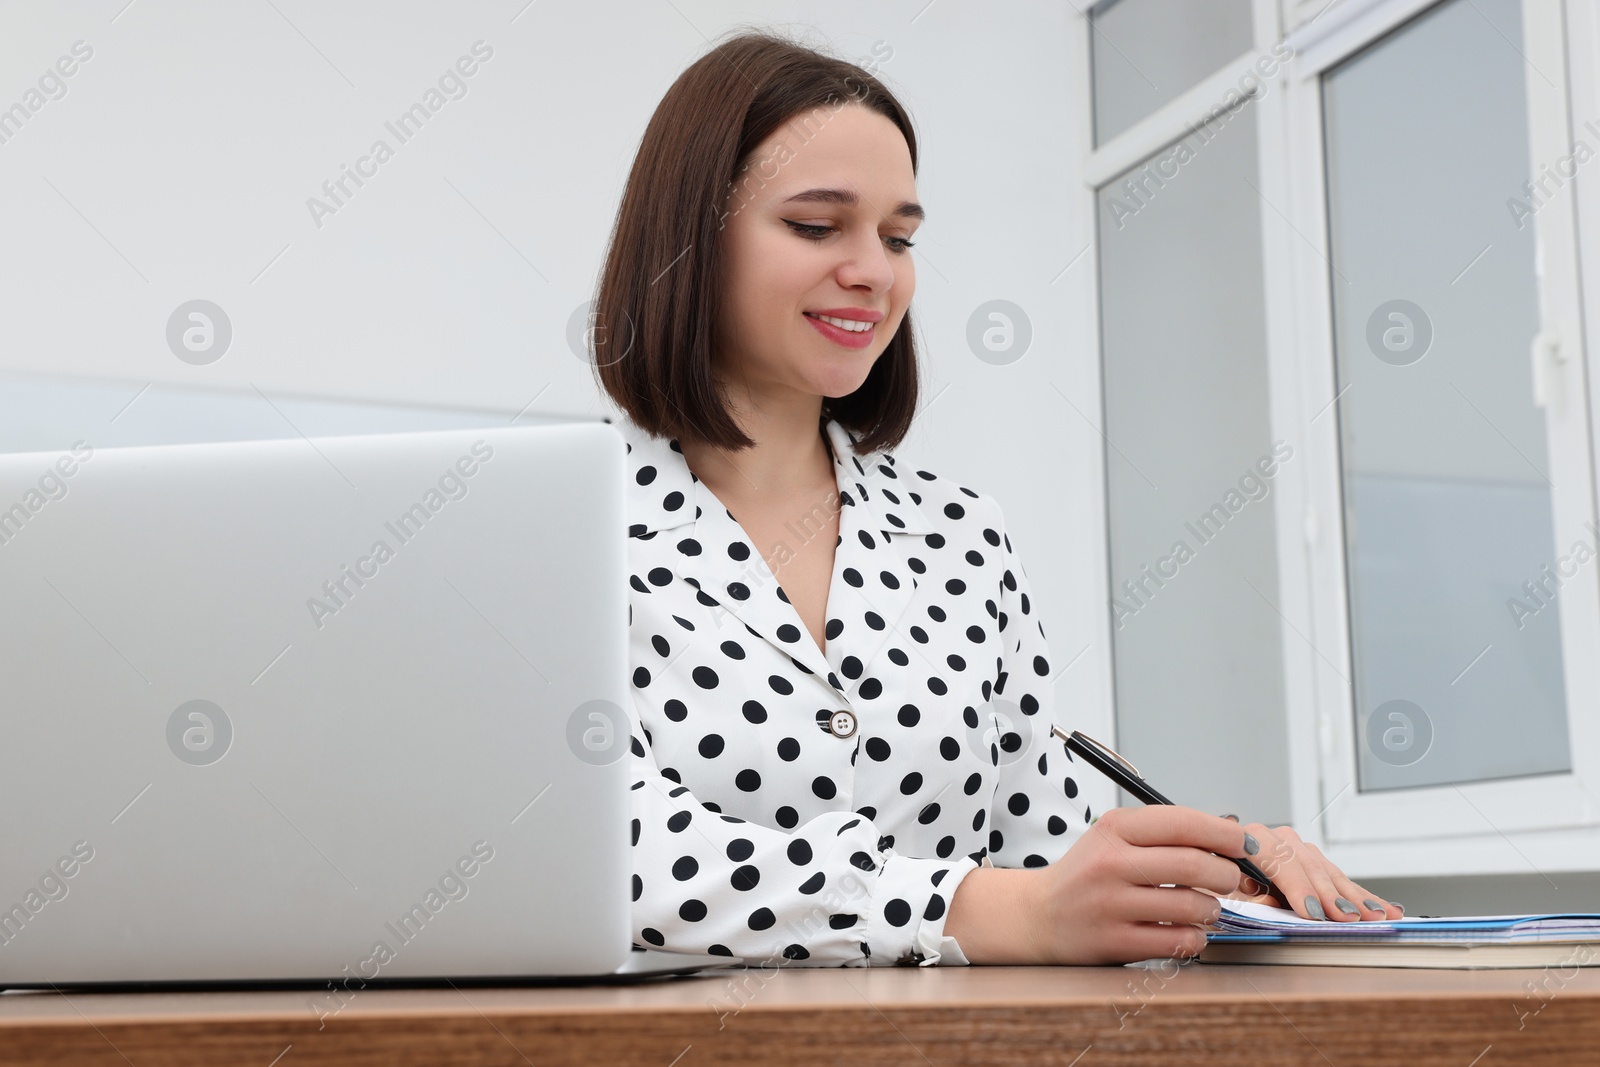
[612,415,936,540]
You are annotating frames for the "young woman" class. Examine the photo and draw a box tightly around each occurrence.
[590,30,1400,967]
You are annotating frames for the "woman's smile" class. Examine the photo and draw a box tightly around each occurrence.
[802,308,883,350]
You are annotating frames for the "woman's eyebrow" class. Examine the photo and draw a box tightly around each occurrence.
[782,187,925,221]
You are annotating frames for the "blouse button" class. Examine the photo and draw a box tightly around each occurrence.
[828,710,858,738]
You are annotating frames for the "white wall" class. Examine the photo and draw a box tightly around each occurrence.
[0,1,1115,814]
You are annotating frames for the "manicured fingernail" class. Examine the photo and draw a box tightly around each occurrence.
[1391,901,1404,915]
[1220,813,1240,822]
[1243,832,1260,855]
[1304,895,1326,920]
[1363,898,1383,911]
[1335,898,1360,915]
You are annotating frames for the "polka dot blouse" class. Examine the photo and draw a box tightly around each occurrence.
[611,414,1090,967]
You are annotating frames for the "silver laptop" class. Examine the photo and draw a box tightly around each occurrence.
[0,422,736,988]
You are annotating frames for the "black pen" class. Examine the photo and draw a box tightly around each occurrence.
[1050,726,1286,907]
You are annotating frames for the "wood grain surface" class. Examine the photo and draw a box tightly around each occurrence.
[2,961,1594,1065]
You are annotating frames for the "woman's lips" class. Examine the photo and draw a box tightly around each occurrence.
[804,311,876,350]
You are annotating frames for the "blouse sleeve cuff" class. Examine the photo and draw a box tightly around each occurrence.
[862,852,981,967]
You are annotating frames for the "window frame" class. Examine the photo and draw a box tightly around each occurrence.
[1082,0,1600,879]
[1275,0,1600,877]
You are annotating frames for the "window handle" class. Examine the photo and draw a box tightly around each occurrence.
[1531,329,1564,408]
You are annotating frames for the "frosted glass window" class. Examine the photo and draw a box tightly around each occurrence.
[1097,105,1290,823]
[1323,0,1571,791]
[1090,0,1254,145]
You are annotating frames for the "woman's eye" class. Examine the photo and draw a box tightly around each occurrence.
[783,220,916,253]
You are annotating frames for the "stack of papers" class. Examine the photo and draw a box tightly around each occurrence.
[1200,900,1600,969]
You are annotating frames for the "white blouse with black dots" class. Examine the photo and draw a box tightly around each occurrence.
[610,414,1090,967]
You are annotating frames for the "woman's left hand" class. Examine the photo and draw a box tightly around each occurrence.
[1217,817,1403,922]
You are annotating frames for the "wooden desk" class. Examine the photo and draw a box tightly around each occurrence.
[2,962,1594,1066]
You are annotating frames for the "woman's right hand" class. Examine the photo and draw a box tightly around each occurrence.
[948,805,1252,965]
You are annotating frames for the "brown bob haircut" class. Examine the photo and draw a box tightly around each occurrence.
[591,29,921,456]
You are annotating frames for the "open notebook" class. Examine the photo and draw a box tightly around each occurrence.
[1200,900,1600,969]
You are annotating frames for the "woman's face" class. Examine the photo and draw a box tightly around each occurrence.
[714,102,921,406]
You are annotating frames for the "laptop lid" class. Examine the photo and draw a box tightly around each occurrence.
[0,423,641,984]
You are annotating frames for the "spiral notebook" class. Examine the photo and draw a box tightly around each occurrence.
[1200,900,1600,969]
